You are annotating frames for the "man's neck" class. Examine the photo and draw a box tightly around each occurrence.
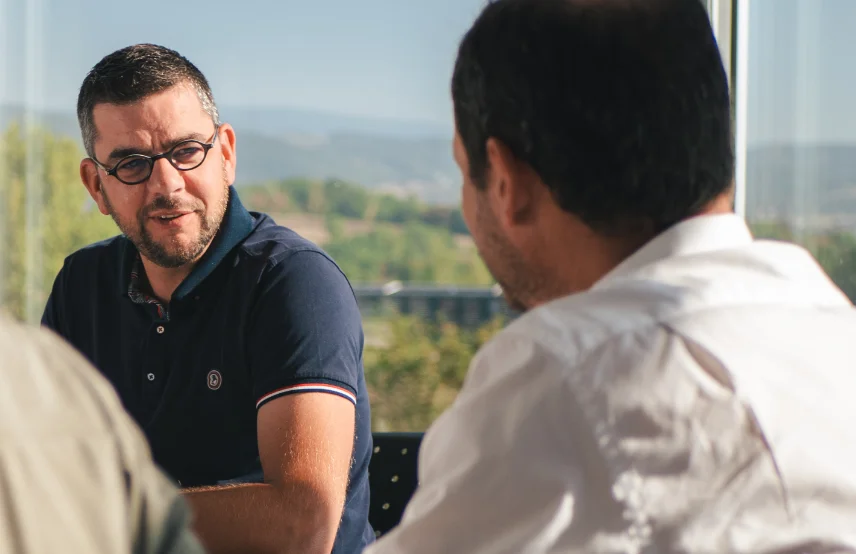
[525,192,737,310]
[529,234,646,309]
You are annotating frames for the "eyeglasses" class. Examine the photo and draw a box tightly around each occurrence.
[90,127,219,185]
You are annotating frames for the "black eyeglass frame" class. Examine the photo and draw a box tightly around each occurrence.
[89,126,220,185]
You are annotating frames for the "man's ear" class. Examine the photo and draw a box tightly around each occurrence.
[217,123,237,186]
[80,159,109,215]
[485,137,536,227]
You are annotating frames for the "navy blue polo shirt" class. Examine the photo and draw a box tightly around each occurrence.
[42,187,374,553]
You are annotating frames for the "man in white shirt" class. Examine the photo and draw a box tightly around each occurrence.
[366,0,856,552]
[0,317,203,554]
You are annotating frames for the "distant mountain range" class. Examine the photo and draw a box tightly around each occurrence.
[4,104,856,221]
[0,104,459,204]
[746,144,856,228]
[220,106,450,138]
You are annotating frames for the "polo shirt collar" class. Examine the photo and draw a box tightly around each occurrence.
[117,186,255,300]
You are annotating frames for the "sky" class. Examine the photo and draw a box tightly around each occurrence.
[1,0,484,125]
[1,0,856,145]
[746,0,856,144]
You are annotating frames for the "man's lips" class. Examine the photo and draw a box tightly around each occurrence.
[146,211,197,229]
[148,210,193,221]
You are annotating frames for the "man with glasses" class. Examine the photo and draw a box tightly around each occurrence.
[41,44,374,554]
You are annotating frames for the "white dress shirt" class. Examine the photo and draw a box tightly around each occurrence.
[366,214,856,553]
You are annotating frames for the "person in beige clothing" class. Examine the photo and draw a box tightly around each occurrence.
[0,317,203,554]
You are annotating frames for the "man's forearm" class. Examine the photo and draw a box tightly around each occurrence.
[183,482,339,554]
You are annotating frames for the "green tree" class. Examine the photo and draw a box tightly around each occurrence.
[325,212,345,241]
[282,178,313,211]
[375,194,421,224]
[240,180,298,213]
[0,124,116,321]
[241,178,474,237]
[324,222,492,285]
[323,178,369,219]
[306,179,326,214]
[364,315,504,431]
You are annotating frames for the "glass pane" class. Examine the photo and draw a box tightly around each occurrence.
[0,0,506,432]
[742,0,856,301]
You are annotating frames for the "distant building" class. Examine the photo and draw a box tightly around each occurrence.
[352,281,516,327]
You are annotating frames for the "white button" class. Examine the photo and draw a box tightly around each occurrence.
[147,373,155,381]
[156,325,165,334]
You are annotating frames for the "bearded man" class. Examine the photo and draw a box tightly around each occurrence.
[42,43,374,554]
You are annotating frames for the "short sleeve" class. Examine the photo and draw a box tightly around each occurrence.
[41,259,69,338]
[246,250,363,410]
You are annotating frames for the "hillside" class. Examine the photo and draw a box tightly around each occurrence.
[267,212,375,246]
[220,106,449,138]
[7,105,856,215]
[267,211,477,252]
[747,144,856,228]
[0,104,459,203]
[234,132,458,203]
[240,179,488,286]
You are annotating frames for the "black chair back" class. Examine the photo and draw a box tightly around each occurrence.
[368,432,424,538]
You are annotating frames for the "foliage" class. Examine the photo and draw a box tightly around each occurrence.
[241,177,469,235]
[0,123,116,321]
[241,178,489,286]
[323,221,492,285]
[8,123,856,437]
[364,315,505,432]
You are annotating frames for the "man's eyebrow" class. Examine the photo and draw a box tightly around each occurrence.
[106,132,209,162]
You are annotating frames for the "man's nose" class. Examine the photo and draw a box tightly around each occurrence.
[147,158,185,196]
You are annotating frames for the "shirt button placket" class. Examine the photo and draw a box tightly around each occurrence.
[148,325,165,387]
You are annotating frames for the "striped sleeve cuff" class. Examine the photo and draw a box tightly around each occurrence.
[256,382,357,410]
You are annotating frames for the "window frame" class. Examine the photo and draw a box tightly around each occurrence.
[706,0,748,217]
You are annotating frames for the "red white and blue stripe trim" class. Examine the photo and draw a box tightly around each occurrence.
[256,383,357,409]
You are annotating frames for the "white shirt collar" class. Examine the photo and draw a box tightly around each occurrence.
[594,213,753,289]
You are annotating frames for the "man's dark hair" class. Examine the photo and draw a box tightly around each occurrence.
[452,0,734,235]
[77,43,220,158]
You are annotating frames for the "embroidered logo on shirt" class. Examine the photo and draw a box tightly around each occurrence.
[207,370,222,390]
